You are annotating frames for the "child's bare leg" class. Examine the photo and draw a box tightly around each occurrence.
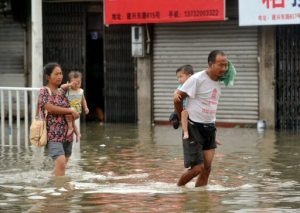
[181,110,189,139]
[95,107,105,124]
[65,114,74,136]
[73,121,81,142]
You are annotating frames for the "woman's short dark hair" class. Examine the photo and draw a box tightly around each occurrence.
[43,62,61,77]
[176,64,194,75]
[208,50,226,64]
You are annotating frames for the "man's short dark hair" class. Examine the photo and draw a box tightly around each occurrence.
[208,50,226,64]
[176,64,194,75]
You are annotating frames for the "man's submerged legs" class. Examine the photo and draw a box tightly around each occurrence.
[195,149,215,187]
[177,164,204,186]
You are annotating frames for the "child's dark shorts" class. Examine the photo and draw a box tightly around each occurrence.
[182,120,217,168]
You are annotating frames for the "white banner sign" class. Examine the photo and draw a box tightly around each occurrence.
[239,0,300,26]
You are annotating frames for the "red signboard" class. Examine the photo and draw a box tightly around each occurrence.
[104,0,225,25]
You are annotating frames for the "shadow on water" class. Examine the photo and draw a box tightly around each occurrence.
[0,122,300,212]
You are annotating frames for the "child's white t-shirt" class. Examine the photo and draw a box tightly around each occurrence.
[179,70,221,123]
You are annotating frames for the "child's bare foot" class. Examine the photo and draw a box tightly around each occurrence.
[216,138,222,145]
[67,127,74,136]
[76,134,81,142]
[183,131,189,139]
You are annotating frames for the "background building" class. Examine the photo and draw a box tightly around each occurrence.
[1,0,299,130]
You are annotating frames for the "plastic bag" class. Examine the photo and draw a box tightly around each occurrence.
[220,60,236,87]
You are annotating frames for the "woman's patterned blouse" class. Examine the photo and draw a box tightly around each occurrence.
[38,87,73,143]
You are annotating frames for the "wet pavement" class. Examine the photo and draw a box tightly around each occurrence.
[0,122,300,212]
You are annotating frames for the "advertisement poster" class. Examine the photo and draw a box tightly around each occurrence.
[104,0,225,25]
[239,0,300,26]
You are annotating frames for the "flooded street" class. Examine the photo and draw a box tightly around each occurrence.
[0,123,300,212]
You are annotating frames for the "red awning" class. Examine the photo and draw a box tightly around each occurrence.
[104,0,225,25]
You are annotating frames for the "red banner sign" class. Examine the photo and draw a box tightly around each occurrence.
[104,0,225,25]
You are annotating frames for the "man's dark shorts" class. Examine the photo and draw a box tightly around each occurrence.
[182,120,217,168]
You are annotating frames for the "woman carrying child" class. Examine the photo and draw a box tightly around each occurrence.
[38,62,79,176]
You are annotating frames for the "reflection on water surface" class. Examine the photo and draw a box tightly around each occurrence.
[0,123,300,212]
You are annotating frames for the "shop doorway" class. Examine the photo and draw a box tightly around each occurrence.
[103,25,137,123]
[276,25,300,130]
[86,12,105,123]
[43,2,86,83]
[85,10,137,123]
[43,2,136,123]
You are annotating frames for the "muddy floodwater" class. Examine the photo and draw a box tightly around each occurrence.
[0,123,300,212]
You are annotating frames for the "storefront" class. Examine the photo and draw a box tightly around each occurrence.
[43,0,136,123]
[240,0,300,130]
[152,21,259,125]
[150,0,259,125]
[105,0,259,125]
[275,25,300,130]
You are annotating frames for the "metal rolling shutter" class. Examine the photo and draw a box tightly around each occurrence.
[0,15,25,86]
[104,25,137,123]
[153,21,258,124]
[43,3,86,82]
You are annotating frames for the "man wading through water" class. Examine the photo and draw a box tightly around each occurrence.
[174,50,229,187]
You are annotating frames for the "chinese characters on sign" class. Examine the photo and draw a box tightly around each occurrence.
[239,0,300,26]
[104,0,225,25]
[292,0,300,6]
[262,0,285,9]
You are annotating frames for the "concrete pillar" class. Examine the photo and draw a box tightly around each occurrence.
[258,27,276,128]
[137,56,152,125]
[31,0,43,88]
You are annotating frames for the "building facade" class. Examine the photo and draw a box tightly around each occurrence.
[137,0,298,130]
[1,0,299,129]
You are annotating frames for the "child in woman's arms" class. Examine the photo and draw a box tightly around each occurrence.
[61,71,89,142]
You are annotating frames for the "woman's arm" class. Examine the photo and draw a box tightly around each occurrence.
[44,103,79,119]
